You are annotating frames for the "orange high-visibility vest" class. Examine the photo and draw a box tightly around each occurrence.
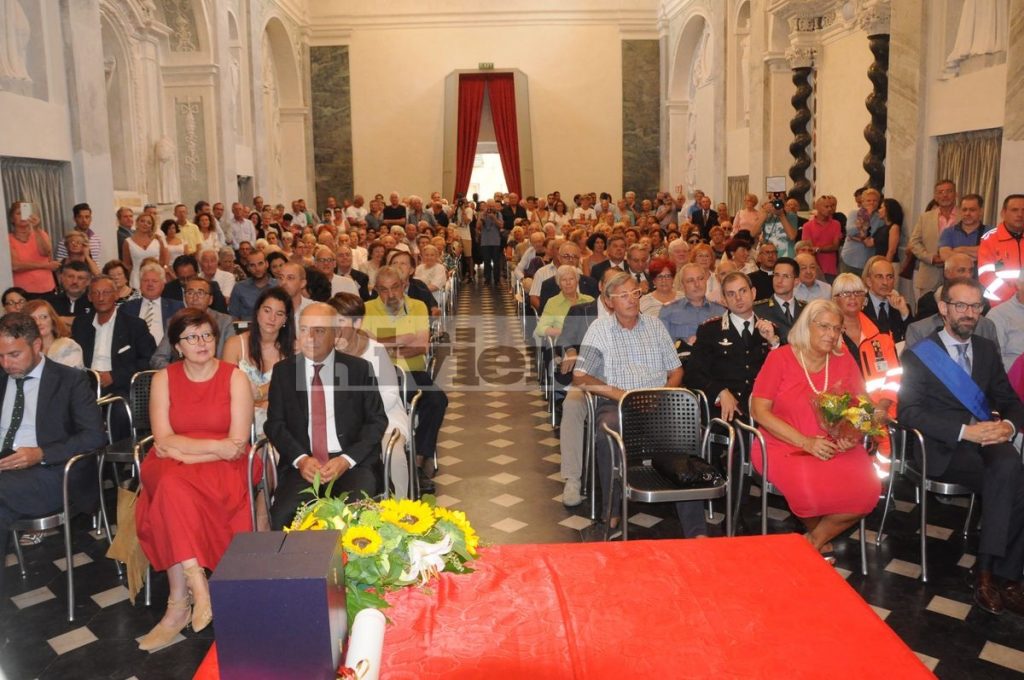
[857,313,900,410]
[978,223,1024,306]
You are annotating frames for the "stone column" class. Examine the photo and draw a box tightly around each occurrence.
[785,46,815,209]
[859,1,891,191]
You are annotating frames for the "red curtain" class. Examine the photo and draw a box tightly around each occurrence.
[454,75,487,201]
[487,73,522,197]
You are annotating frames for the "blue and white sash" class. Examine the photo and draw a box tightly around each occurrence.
[908,338,991,421]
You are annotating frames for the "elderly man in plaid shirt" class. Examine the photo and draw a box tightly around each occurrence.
[574,272,706,538]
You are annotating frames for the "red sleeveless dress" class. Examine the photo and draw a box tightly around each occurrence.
[136,361,255,571]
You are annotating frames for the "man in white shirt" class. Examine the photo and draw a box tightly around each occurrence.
[572,195,597,225]
[313,246,359,298]
[121,263,185,345]
[344,195,368,227]
[793,252,833,302]
[198,248,235,301]
[230,202,257,249]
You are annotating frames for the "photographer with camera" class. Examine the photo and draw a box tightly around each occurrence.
[750,192,798,258]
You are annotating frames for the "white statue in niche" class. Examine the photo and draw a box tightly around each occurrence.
[0,0,31,83]
[943,0,1008,78]
[738,33,751,125]
[691,26,714,87]
[155,136,180,204]
[230,53,242,133]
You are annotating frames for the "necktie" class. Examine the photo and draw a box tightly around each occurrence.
[2,378,26,454]
[742,320,754,345]
[310,363,328,464]
[877,301,889,332]
[703,210,709,222]
[635,272,642,284]
[956,343,972,375]
[143,300,156,336]
[782,301,793,325]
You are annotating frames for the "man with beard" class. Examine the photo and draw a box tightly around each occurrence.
[899,278,1024,615]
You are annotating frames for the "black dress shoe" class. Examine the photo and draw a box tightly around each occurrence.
[417,468,436,495]
[1002,581,1024,617]
[975,571,1004,615]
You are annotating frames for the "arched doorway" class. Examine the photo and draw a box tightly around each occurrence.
[667,13,715,200]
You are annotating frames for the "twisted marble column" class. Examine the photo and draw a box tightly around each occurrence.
[863,33,890,191]
[788,66,814,210]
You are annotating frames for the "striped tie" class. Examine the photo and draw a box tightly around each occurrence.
[143,300,156,336]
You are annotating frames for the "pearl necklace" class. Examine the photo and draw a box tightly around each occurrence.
[797,350,829,395]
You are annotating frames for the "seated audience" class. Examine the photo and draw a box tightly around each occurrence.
[228,250,278,320]
[659,263,724,348]
[102,260,139,306]
[750,299,881,560]
[135,309,254,650]
[899,278,1024,614]
[152,278,235,369]
[24,299,84,369]
[164,255,228,314]
[415,245,448,306]
[639,258,681,317]
[265,303,388,529]
[2,287,28,314]
[330,293,412,499]
[387,250,440,316]
[46,261,93,324]
[986,268,1024,374]
[861,256,910,343]
[0,313,106,600]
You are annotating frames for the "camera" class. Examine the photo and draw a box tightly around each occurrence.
[772,199,785,211]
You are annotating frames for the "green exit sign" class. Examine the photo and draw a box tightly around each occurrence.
[479,62,494,70]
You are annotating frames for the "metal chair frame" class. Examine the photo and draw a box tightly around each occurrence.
[10,448,110,621]
[732,418,869,575]
[600,388,735,541]
[876,420,976,583]
[395,366,427,497]
[247,437,277,530]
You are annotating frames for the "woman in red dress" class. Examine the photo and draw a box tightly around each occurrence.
[750,299,880,558]
[135,308,254,651]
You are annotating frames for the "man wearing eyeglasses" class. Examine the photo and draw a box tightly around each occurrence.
[573,272,687,536]
[900,277,1024,615]
[530,242,583,312]
[151,278,235,368]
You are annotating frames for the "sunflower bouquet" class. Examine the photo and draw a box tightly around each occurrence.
[287,478,479,625]
[813,390,887,442]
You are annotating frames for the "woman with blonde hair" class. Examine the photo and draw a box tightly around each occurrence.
[750,298,880,560]
[24,299,84,369]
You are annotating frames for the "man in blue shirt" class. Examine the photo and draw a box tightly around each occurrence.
[228,250,278,320]
[659,263,725,348]
[938,193,988,262]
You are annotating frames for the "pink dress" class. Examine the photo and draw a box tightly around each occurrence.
[750,346,880,518]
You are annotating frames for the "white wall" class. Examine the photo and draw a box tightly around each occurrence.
[814,29,873,209]
[344,23,625,197]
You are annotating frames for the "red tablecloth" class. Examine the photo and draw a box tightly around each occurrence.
[195,534,932,679]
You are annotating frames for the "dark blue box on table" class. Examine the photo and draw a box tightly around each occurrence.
[210,531,347,680]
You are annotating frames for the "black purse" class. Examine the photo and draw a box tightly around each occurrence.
[649,455,724,488]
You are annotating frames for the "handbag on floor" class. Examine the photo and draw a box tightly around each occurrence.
[649,455,724,488]
[105,479,151,604]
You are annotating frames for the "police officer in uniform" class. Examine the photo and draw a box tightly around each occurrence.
[752,257,804,346]
[686,271,776,421]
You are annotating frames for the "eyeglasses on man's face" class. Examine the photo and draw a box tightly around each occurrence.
[607,288,642,300]
[944,300,984,314]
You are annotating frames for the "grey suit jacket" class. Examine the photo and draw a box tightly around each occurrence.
[903,313,1000,351]
[149,308,236,369]
[908,209,943,293]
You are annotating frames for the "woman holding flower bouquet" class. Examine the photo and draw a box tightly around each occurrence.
[750,299,881,558]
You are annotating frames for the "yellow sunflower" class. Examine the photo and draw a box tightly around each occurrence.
[291,510,327,531]
[342,525,383,557]
[380,498,436,535]
[434,506,480,557]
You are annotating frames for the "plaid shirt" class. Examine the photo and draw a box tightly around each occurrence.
[576,313,681,390]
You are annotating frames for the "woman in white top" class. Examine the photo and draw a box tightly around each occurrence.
[551,200,570,230]
[415,245,448,306]
[25,299,84,369]
[160,219,186,269]
[329,292,412,499]
[123,213,166,289]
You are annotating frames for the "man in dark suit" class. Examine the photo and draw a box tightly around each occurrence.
[692,196,719,241]
[685,272,777,421]
[46,261,92,324]
[72,276,156,400]
[336,245,373,301]
[163,255,228,313]
[862,256,910,343]
[913,253,980,322]
[0,313,107,598]
[120,262,185,346]
[747,243,778,301]
[265,303,388,529]
[589,235,628,284]
[624,243,653,293]
[752,257,804,345]
[899,278,1024,615]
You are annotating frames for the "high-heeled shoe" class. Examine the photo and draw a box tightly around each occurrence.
[138,597,191,651]
[184,565,213,633]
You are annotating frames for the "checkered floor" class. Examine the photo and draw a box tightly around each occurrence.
[3,274,1024,678]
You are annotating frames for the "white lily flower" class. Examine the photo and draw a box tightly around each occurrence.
[399,534,453,585]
